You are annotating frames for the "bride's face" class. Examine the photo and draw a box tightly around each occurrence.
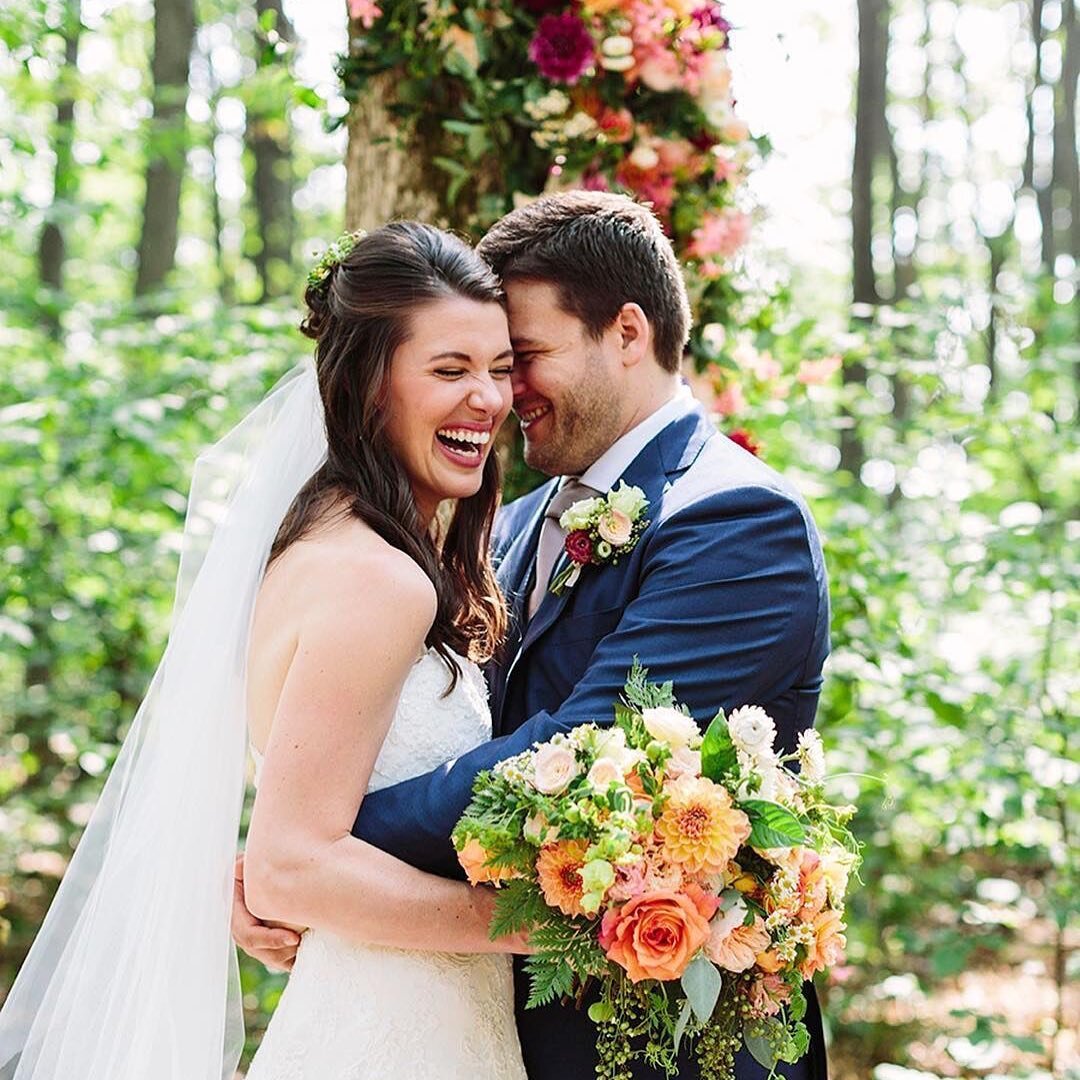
[382,295,513,523]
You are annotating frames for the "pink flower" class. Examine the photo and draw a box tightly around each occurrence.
[587,757,623,789]
[528,14,595,85]
[692,3,732,41]
[655,138,696,173]
[796,355,842,385]
[637,49,683,92]
[348,0,382,28]
[706,913,771,973]
[666,745,702,779]
[687,209,750,260]
[598,107,635,144]
[746,973,792,1018]
[713,383,746,417]
[564,529,594,565]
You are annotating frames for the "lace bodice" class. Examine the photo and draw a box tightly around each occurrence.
[244,649,526,1080]
[250,649,491,792]
[369,649,492,791]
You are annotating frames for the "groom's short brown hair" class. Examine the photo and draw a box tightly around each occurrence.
[476,191,691,373]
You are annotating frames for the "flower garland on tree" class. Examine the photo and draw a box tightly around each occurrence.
[341,0,762,356]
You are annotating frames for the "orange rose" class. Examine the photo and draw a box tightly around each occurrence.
[800,908,846,979]
[457,838,520,886]
[598,887,715,983]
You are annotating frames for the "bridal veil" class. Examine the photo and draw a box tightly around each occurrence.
[0,360,327,1079]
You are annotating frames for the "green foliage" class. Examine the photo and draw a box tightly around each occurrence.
[742,800,807,849]
[621,659,678,712]
[488,878,550,939]
[524,917,608,1008]
[699,710,737,782]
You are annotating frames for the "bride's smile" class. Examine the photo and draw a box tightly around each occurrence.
[381,294,513,524]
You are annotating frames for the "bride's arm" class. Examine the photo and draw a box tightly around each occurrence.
[242,548,521,955]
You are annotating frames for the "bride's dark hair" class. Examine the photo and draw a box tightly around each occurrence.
[270,221,508,685]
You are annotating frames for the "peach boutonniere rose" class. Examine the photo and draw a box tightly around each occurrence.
[551,481,650,595]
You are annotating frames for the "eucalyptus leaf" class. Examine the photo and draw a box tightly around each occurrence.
[744,1030,779,1070]
[680,953,722,1023]
[672,997,693,1056]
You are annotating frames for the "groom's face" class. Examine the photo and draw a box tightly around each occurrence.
[505,279,625,477]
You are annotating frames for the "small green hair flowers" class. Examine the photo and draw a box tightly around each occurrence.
[307,229,365,292]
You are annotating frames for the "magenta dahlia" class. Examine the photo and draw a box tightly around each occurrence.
[528,13,595,85]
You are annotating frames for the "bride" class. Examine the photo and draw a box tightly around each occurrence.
[0,223,530,1080]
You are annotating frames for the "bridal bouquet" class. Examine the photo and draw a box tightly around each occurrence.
[452,664,859,1080]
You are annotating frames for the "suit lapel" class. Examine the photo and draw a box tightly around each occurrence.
[497,406,716,731]
[516,408,713,656]
[491,479,557,734]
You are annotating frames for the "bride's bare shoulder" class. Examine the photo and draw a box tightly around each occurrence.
[261,518,436,629]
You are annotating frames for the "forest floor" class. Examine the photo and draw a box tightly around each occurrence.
[830,913,1078,1080]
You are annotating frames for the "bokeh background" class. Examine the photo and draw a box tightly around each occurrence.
[0,1,1077,1077]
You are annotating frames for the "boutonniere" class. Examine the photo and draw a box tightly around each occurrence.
[550,481,650,596]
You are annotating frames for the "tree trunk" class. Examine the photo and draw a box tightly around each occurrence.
[38,1,81,317]
[845,0,891,482]
[1054,0,1079,261]
[343,71,442,233]
[247,0,295,299]
[134,0,196,297]
[852,0,889,307]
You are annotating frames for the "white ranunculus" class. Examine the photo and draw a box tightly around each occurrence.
[559,496,604,531]
[727,705,776,757]
[641,706,700,750]
[601,34,634,58]
[665,745,702,780]
[607,481,647,519]
[797,729,826,782]
[709,895,748,941]
[594,727,627,759]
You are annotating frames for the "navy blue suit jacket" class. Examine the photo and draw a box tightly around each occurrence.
[353,405,830,1079]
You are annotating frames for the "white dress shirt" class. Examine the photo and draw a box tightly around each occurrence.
[576,382,697,494]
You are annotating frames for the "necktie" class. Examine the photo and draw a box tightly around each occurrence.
[527,479,597,620]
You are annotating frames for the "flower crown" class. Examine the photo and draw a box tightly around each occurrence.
[307,229,366,293]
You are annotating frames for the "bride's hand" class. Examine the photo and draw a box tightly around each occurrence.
[497,928,536,955]
[231,853,304,972]
[472,885,536,954]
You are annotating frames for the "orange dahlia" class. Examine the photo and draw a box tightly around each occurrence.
[536,839,589,917]
[656,775,751,875]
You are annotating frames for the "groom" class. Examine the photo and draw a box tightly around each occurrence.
[236,191,830,1079]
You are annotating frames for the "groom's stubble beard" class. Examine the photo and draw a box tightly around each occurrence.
[523,351,624,478]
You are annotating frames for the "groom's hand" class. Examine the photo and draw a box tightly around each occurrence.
[231,853,302,972]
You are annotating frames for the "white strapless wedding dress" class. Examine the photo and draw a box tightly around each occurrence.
[245,651,527,1080]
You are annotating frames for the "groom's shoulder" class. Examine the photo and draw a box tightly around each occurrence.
[662,428,819,534]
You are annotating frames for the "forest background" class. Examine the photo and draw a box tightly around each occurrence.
[0,0,1076,1077]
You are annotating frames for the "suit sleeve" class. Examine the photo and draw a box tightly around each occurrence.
[352,485,825,878]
